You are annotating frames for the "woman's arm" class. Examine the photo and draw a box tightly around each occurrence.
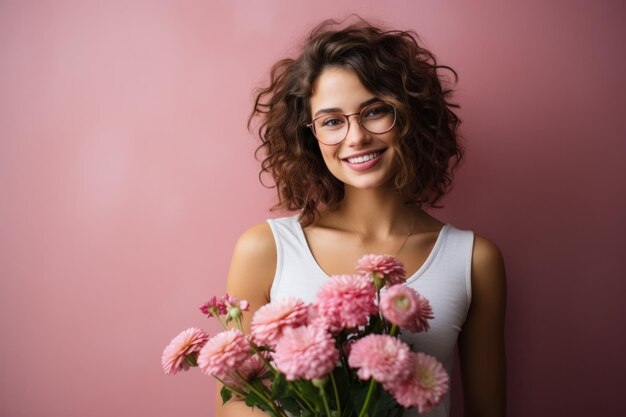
[215,223,277,417]
[458,234,507,417]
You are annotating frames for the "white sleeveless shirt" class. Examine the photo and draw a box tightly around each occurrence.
[266,215,474,417]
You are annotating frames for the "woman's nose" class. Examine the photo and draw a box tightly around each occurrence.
[344,115,370,146]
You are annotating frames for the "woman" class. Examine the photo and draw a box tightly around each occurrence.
[217,18,506,417]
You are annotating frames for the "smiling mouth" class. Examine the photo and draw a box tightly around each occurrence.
[344,150,385,164]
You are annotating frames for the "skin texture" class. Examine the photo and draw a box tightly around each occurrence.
[216,67,506,417]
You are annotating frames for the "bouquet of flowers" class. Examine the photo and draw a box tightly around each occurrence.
[162,255,449,416]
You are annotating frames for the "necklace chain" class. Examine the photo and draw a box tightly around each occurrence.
[350,213,416,257]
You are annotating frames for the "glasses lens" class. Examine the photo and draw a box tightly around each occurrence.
[361,102,396,134]
[310,102,396,145]
[313,114,348,145]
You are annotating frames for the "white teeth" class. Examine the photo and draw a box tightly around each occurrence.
[347,151,381,164]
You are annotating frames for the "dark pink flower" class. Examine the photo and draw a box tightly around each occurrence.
[356,254,406,286]
[316,275,377,332]
[385,352,449,413]
[161,327,209,375]
[273,325,339,381]
[199,296,227,317]
[250,298,309,346]
[380,285,434,332]
[347,334,412,383]
[197,329,249,379]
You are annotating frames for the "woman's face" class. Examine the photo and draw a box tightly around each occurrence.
[309,67,399,190]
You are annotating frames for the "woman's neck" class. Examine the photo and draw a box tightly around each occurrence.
[321,183,423,239]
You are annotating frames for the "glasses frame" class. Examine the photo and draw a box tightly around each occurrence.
[306,101,397,146]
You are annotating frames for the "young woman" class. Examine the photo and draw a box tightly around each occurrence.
[217,18,506,417]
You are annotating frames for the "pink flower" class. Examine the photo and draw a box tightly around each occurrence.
[356,254,406,286]
[199,296,227,317]
[380,285,434,332]
[315,274,377,332]
[223,294,250,312]
[197,329,249,379]
[348,334,412,383]
[273,325,339,381]
[200,294,250,319]
[223,352,270,392]
[385,352,449,413]
[250,298,309,346]
[161,327,210,375]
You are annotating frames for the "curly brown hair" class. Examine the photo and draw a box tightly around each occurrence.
[250,17,463,227]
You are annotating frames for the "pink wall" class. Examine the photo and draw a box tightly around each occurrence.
[1,1,624,416]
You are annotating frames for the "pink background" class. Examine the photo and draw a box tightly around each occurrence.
[1,1,624,416]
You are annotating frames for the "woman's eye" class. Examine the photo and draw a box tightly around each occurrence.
[363,105,389,119]
[320,117,344,128]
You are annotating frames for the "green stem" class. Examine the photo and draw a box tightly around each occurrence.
[249,343,279,377]
[319,384,332,417]
[215,315,229,331]
[287,381,316,411]
[239,373,286,417]
[389,324,398,337]
[330,372,341,416]
[235,316,244,332]
[357,378,377,417]
[213,375,247,399]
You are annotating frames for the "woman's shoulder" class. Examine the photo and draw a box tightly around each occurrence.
[472,234,505,274]
[470,234,507,304]
[227,222,278,303]
[232,222,277,263]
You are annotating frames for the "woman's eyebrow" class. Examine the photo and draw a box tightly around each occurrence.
[312,97,379,118]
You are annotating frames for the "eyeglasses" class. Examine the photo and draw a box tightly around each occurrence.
[306,101,397,146]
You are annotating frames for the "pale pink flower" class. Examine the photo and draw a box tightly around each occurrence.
[305,303,331,328]
[250,298,309,346]
[356,254,406,286]
[223,352,270,391]
[161,327,209,375]
[197,329,249,379]
[347,334,412,383]
[315,274,377,332]
[385,352,449,413]
[199,296,227,317]
[380,285,434,332]
[223,294,250,311]
[273,325,339,381]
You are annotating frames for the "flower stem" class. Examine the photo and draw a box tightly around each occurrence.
[288,381,316,412]
[240,373,286,417]
[215,315,229,331]
[319,384,332,417]
[357,378,377,417]
[213,375,247,399]
[389,324,398,337]
[330,372,341,416]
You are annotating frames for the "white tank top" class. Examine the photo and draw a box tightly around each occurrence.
[266,215,474,417]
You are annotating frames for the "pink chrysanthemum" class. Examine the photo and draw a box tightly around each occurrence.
[273,325,339,381]
[305,303,330,328]
[348,334,412,383]
[161,327,210,375]
[250,298,309,346]
[223,352,270,392]
[380,285,434,332]
[385,352,449,413]
[197,329,249,379]
[316,274,377,332]
[356,254,406,286]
